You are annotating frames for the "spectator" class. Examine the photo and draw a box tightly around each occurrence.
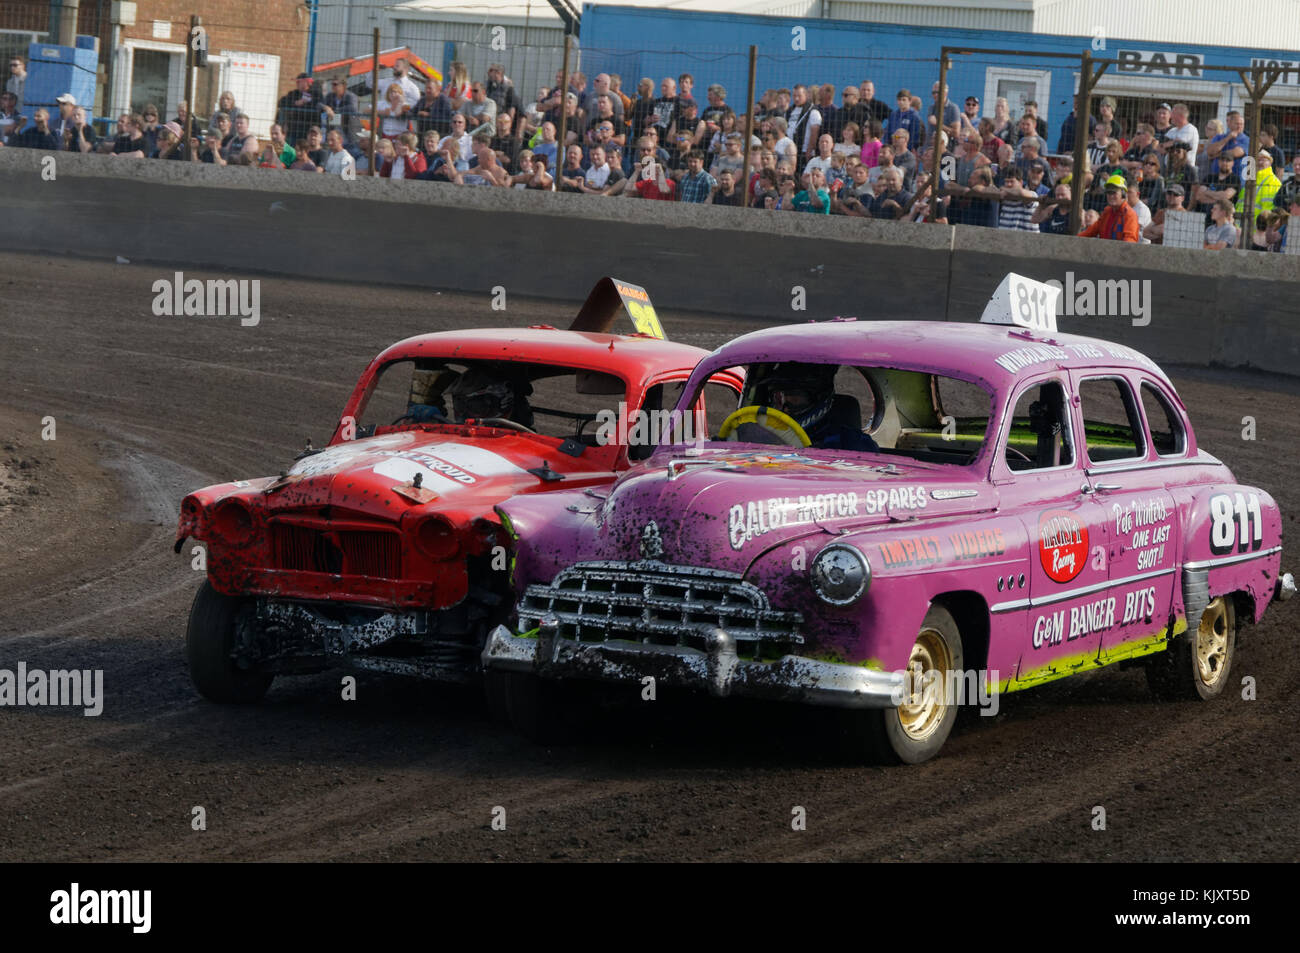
[491,112,520,169]
[704,109,738,158]
[1196,119,1223,180]
[996,166,1039,230]
[210,91,244,134]
[1163,139,1197,197]
[583,74,625,129]
[112,113,147,157]
[192,130,224,165]
[506,149,535,188]
[379,58,421,108]
[1095,96,1122,141]
[420,129,441,168]
[1121,124,1158,171]
[632,153,675,200]
[834,160,874,216]
[961,95,981,134]
[1138,155,1166,210]
[1143,183,1186,244]
[805,133,836,179]
[278,73,321,146]
[859,119,882,167]
[712,168,742,206]
[1127,181,1152,241]
[1238,150,1282,217]
[835,122,861,158]
[49,94,78,145]
[871,143,899,186]
[1056,110,1076,155]
[1022,101,1048,141]
[609,74,633,121]
[785,84,822,161]
[927,81,959,147]
[1271,189,1299,250]
[890,130,917,188]
[629,78,657,141]
[138,105,161,154]
[1259,124,1285,173]
[816,84,840,142]
[858,80,891,125]
[677,72,695,106]
[835,85,866,137]
[438,114,473,161]
[10,107,58,150]
[523,152,554,190]
[6,56,25,109]
[266,123,296,166]
[584,95,623,148]
[711,132,745,178]
[64,106,95,154]
[527,120,558,170]
[485,63,521,123]
[1193,153,1241,224]
[1081,208,1100,231]
[288,149,317,172]
[978,118,1005,164]
[885,89,923,151]
[791,166,832,213]
[322,78,360,147]
[954,131,986,186]
[579,144,623,193]
[460,81,498,132]
[1080,173,1140,241]
[869,166,911,219]
[1206,110,1249,177]
[1162,103,1199,160]
[444,61,472,109]
[1024,161,1051,199]
[464,131,509,186]
[1016,136,1053,187]
[151,121,188,160]
[678,149,717,203]
[378,82,412,139]
[377,130,420,179]
[1031,184,1073,234]
[947,166,1000,227]
[413,79,454,135]
[557,143,588,192]
[210,112,233,151]
[990,97,1013,143]
[748,147,777,203]
[301,126,327,168]
[1151,103,1173,146]
[651,77,680,140]
[225,114,258,163]
[1204,197,1239,249]
[1087,122,1114,170]
[0,91,23,143]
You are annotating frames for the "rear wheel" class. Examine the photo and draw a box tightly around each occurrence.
[186,581,273,703]
[862,606,964,765]
[1146,596,1236,701]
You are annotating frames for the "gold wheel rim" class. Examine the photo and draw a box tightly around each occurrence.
[897,628,952,741]
[1195,597,1231,688]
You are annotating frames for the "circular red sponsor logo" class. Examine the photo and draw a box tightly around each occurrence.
[1038,509,1088,583]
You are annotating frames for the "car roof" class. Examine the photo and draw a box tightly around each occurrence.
[373,327,712,382]
[706,320,1175,394]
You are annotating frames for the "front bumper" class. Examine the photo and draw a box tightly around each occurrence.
[482,621,904,709]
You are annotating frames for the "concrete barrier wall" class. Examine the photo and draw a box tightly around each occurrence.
[2,149,1298,375]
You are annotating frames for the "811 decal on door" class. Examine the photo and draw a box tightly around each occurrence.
[1209,492,1263,555]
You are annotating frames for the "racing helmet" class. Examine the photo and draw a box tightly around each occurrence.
[451,366,516,422]
[749,362,838,433]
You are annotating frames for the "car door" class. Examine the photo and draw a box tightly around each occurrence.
[1073,373,1181,665]
[999,373,1113,690]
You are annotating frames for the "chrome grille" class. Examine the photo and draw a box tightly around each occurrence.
[520,561,803,657]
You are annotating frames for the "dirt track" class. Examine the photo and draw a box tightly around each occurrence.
[1,250,1297,862]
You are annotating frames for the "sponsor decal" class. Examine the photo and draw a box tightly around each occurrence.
[1033,585,1158,648]
[371,443,529,491]
[861,485,928,515]
[994,340,1158,374]
[949,527,1007,560]
[1038,509,1088,583]
[1112,496,1173,569]
[877,535,942,569]
[728,492,859,550]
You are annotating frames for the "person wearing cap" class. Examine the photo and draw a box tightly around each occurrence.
[1016,135,1053,188]
[1162,139,1197,198]
[1136,152,1165,210]
[1143,183,1186,244]
[1152,103,1173,145]
[1121,123,1158,171]
[321,77,360,148]
[1079,173,1140,241]
[50,93,78,146]
[1236,150,1282,217]
[1193,152,1241,225]
[277,72,320,146]
[150,120,188,160]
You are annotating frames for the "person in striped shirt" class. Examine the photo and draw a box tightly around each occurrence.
[996,166,1039,231]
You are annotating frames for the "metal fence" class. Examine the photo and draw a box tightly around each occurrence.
[3,1,1298,252]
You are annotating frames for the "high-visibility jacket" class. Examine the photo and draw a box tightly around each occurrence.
[1080,201,1140,241]
[1237,165,1282,214]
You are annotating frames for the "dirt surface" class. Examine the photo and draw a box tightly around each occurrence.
[0,250,1297,862]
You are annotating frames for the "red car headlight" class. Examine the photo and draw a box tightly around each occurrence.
[415,515,461,560]
[209,498,254,545]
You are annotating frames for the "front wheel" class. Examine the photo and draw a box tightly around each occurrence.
[859,605,964,765]
[186,581,274,703]
[1146,596,1236,701]
[485,670,580,744]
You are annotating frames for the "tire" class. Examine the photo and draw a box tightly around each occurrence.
[186,581,274,703]
[1146,596,1236,701]
[862,605,964,765]
[492,670,580,745]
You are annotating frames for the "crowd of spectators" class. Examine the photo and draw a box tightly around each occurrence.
[3,51,1297,251]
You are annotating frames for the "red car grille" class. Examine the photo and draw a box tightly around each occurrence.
[271,524,402,579]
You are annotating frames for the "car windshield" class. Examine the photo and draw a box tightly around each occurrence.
[678,362,993,466]
[357,359,631,443]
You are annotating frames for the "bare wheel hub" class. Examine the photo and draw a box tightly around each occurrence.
[897,629,953,741]
[1195,596,1230,688]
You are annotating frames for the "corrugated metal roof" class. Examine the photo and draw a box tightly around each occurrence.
[826,1,1033,32]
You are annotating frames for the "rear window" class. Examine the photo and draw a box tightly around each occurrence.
[1140,382,1186,456]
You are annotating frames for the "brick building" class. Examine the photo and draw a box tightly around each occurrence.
[1,0,308,131]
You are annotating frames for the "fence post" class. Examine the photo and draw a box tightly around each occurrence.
[930,51,949,222]
[1239,64,1281,249]
[557,32,572,172]
[1069,50,1099,236]
[741,45,757,208]
[185,15,199,153]
[369,28,380,176]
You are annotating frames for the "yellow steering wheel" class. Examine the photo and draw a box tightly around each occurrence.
[717,405,811,447]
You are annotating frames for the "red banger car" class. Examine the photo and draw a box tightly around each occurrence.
[174,279,742,702]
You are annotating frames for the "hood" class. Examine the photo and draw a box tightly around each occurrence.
[260,427,618,519]
[516,447,999,577]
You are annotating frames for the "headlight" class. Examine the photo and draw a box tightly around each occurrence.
[810,543,870,605]
[210,498,253,545]
[415,515,461,560]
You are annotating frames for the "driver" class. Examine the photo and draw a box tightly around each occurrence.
[744,362,877,452]
[449,365,534,428]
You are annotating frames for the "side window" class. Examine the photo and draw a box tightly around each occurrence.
[1140,382,1186,456]
[1005,380,1074,471]
[1079,377,1144,463]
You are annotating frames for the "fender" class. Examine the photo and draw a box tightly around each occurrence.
[1179,484,1282,626]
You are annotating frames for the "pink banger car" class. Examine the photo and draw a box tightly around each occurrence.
[483,275,1295,763]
